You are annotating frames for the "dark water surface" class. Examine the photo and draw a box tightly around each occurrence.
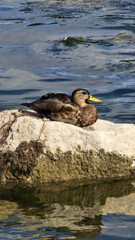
[0,179,135,240]
[0,0,135,239]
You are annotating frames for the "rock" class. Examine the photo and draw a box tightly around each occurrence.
[0,109,135,184]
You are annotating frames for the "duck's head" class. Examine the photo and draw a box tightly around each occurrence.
[72,89,102,107]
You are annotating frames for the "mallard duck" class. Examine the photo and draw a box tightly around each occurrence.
[21,89,102,127]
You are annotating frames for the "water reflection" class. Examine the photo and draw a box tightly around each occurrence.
[0,180,135,239]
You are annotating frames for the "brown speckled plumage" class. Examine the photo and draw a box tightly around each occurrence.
[21,89,101,127]
[76,105,98,127]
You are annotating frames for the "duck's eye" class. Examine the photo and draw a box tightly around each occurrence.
[82,91,87,95]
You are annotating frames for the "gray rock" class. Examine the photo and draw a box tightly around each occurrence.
[0,109,135,184]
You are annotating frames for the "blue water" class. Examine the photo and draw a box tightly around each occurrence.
[0,0,135,239]
[0,0,135,122]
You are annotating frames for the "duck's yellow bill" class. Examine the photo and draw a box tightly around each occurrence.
[88,95,102,102]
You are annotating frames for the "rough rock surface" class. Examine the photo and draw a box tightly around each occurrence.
[0,110,135,184]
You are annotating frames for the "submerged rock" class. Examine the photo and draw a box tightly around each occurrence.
[0,110,135,184]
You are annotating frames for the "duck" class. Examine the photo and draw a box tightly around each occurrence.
[21,89,102,127]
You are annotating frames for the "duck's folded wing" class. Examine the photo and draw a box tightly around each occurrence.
[34,99,79,124]
[29,98,78,115]
[48,103,79,124]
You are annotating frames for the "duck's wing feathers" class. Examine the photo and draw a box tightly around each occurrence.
[40,93,71,103]
[28,98,73,112]
[47,101,79,124]
[24,98,79,124]
[22,92,80,124]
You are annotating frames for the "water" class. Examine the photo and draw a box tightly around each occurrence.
[0,180,135,240]
[0,0,135,122]
[0,0,135,239]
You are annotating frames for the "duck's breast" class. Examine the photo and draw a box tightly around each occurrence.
[76,105,98,127]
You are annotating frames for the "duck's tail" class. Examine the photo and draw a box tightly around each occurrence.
[21,102,31,108]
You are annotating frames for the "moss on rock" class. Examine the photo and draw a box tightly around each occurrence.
[0,141,43,181]
[31,147,135,184]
